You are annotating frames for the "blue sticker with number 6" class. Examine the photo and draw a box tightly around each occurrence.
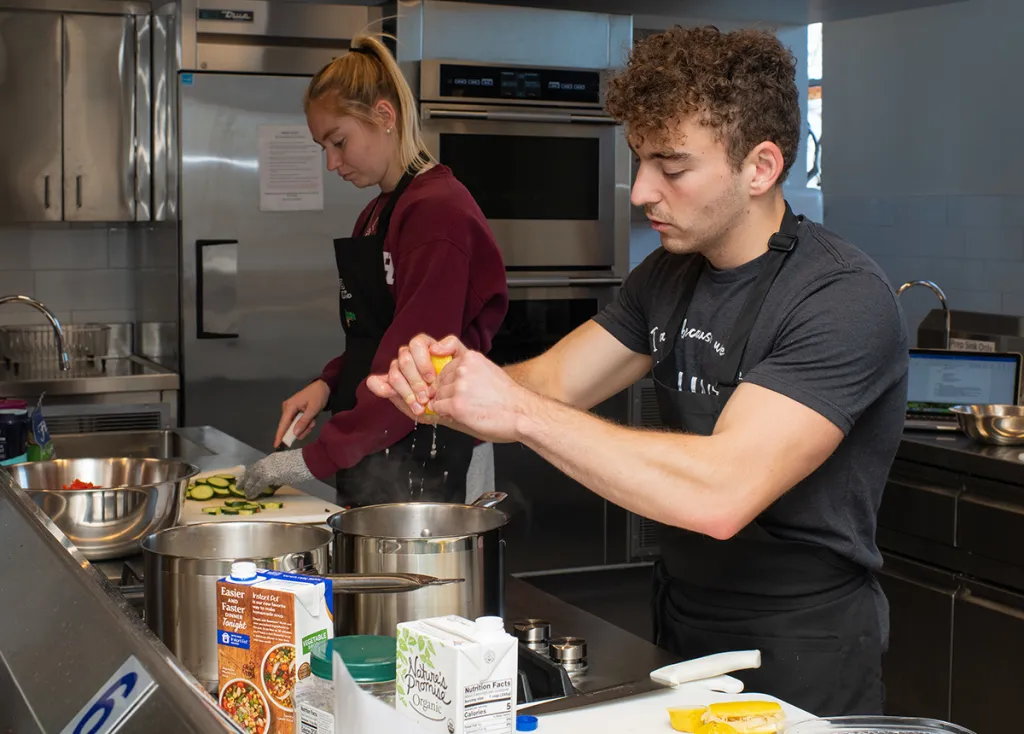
[61,657,156,734]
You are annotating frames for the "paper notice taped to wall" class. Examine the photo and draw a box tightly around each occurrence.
[258,125,324,212]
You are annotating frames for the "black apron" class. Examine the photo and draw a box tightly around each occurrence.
[328,167,475,507]
[650,203,885,716]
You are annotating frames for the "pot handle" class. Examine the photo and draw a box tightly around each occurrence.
[285,552,313,572]
[320,572,466,594]
[471,491,507,509]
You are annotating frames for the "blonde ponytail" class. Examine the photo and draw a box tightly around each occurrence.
[304,34,434,174]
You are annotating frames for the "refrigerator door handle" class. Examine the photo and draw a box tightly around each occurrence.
[196,238,240,339]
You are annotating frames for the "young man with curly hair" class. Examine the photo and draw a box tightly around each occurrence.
[368,26,909,715]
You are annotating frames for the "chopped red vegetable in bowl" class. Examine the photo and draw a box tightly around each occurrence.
[62,479,100,490]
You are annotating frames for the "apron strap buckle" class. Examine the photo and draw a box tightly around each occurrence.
[768,232,797,252]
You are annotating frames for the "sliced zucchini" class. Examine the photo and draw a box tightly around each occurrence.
[261,485,280,497]
[259,501,284,510]
[190,484,215,501]
[206,477,231,489]
[202,506,221,515]
[238,508,257,516]
[220,507,239,515]
[212,485,231,497]
[228,483,247,498]
[214,474,237,481]
[224,500,251,508]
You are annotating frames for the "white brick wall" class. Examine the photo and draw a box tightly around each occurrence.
[0,225,144,327]
[826,0,1024,345]
[824,194,1024,344]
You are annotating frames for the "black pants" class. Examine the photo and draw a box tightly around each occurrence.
[652,562,887,716]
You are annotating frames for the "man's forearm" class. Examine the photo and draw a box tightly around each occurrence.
[505,359,562,401]
[512,391,747,540]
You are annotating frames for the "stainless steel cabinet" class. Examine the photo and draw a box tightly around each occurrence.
[0,12,63,222]
[951,579,1024,734]
[877,553,955,721]
[63,14,137,222]
[0,11,142,223]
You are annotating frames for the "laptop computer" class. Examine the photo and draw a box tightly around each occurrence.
[905,348,1023,431]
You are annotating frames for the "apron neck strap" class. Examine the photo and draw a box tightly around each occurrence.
[715,202,801,385]
[657,202,802,382]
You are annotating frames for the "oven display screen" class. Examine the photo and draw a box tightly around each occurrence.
[438,64,601,104]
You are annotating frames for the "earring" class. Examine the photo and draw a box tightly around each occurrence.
[386,127,393,135]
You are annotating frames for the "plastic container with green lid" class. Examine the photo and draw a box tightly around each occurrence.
[295,635,398,730]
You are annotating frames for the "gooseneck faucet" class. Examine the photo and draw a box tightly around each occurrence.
[0,295,71,370]
[896,280,950,349]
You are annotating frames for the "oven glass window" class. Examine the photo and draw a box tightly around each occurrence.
[489,298,600,365]
[440,134,599,221]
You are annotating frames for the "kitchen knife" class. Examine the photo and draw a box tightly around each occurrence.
[522,649,761,716]
[275,412,303,452]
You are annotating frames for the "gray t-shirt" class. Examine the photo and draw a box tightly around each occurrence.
[594,217,909,572]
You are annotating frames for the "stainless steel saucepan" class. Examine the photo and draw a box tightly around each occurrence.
[329,491,510,636]
[141,521,461,692]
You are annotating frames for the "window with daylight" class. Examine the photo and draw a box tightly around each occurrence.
[807,22,822,189]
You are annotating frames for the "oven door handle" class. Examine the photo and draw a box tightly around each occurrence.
[425,108,615,125]
[507,276,623,288]
[425,109,489,120]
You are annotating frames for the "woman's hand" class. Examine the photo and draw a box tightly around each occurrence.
[275,380,331,446]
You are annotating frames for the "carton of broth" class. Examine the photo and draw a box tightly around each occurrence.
[396,615,518,734]
[216,562,334,734]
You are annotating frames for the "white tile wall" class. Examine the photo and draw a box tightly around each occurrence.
[825,194,1024,345]
[0,225,144,327]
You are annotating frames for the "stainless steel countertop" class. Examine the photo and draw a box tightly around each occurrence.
[27,424,672,720]
[0,355,180,396]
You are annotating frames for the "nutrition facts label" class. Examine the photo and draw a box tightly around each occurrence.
[463,678,515,734]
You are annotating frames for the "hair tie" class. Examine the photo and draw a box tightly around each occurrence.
[349,45,375,58]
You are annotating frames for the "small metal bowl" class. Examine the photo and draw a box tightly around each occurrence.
[950,404,1024,446]
[8,457,198,560]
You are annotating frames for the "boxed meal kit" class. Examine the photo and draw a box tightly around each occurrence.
[396,615,518,734]
[216,563,334,734]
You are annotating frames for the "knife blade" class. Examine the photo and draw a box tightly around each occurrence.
[522,649,761,716]
[523,678,676,715]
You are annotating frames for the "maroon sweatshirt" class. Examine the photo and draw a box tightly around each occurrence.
[302,165,509,479]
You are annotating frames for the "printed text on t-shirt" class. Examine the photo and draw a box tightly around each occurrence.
[680,319,726,357]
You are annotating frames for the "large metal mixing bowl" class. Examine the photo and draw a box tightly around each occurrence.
[950,404,1024,446]
[9,458,198,560]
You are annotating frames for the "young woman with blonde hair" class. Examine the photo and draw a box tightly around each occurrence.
[239,35,508,506]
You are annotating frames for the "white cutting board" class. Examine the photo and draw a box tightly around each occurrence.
[178,465,345,526]
[527,683,817,734]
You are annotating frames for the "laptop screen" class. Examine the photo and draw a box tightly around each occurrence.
[908,350,1021,416]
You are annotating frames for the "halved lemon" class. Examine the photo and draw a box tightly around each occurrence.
[695,723,739,734]
[668,707,707,733]
[423,355,452,416]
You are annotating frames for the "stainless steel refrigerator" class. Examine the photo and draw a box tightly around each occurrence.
[178,72,373,453]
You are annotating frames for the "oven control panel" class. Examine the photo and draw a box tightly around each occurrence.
[437,63,601,104]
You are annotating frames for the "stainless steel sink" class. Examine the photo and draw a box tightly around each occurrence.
[50,430,214,461]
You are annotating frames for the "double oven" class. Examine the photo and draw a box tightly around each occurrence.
[419,60,636,574]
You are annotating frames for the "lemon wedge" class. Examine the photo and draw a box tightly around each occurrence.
[695,723,739,734]
[423,355,452,416]
[668,707,707,733]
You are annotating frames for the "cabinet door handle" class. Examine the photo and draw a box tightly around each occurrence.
[76,175,82,209]
[960,587,1024,621]
[43,176,50,209]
